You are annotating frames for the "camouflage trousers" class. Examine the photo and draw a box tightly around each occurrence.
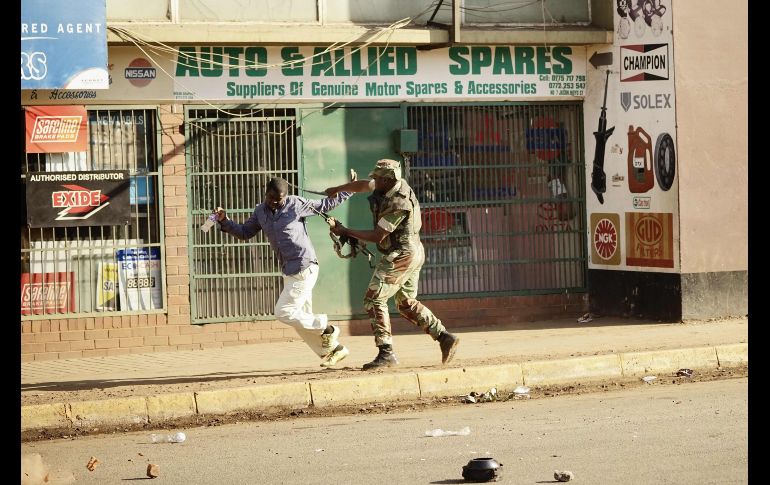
[363,241,446,347]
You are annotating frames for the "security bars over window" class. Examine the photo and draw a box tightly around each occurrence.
[185,104,586,323]
[21,108,164,318]
[406,103,587,296]
[186,108,297,323]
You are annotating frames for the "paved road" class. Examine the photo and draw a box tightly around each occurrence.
[22,377,748,485]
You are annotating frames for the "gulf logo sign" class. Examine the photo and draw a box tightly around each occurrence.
[590,213,621,265]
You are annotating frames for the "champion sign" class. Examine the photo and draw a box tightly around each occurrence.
[620,44,669,82]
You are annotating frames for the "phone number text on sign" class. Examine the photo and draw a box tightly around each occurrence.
[544,74,585,96]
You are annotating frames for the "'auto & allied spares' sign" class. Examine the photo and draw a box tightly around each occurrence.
[26,171,130,227]
[173,45,587,102]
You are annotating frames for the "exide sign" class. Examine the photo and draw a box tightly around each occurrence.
[52,190,102,207]
[26,170,130,227]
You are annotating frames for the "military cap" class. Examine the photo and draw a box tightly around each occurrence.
[368,159,402,181]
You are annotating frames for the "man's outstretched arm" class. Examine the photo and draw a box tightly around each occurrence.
[325,179,373,197]
[216,207,262,240]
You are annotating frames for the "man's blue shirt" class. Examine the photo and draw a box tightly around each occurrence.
[219,192,351,276]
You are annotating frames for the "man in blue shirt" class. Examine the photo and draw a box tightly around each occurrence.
[214,177,352,367]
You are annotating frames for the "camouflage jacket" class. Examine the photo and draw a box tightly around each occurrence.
[367,180,422,254]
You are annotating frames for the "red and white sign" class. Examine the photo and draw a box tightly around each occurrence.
[590,213,621,265]
[20,272,76,315]
[25,105,88,153]
[124,57,156,87]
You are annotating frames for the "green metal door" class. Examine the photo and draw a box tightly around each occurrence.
[300,106,404,318]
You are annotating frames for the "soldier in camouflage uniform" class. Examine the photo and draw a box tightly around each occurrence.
[325,159,460,370]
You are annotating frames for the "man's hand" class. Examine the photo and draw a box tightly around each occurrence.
[325,186,339,197]
[350,169,358,182]
[214,207,227,222]
[329,221,346,236]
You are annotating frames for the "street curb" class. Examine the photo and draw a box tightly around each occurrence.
[69,397,149,428]
[619,347,719,376]
[310,373,420,406]
[195,382,311,415]
[21,343,748,432]
[417,364,523,398]
[523,354,623,386]
[715,343,748,366]
[21,403,68,431]
[147,393,198,422]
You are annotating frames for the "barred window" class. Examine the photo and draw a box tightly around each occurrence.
[186,107,297,323]
[21,107,165,318]
[407,103,587,296]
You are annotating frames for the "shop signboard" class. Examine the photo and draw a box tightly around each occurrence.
[25,170,130,227]
[116,248,162,310]
[583,1,679,272]
[172,45,587,102]
[20,271,76,315]
[95,262,118,311]
[25,105,88,153]
[21,0,108,89]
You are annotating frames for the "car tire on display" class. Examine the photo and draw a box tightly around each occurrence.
[654,132,676,191]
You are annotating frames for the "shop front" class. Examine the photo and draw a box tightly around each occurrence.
[21,43,590,359]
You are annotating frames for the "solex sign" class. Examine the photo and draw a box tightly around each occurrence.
[26,171,130,227]
[25,105,88,153]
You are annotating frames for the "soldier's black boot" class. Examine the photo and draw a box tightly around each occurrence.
[438,331,460,365]
[362,344,399,371]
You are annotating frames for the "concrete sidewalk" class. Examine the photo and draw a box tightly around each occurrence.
[21,317,748,432]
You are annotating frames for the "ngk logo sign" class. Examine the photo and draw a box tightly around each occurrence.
[590,213,621,266]
[626,212,674,268]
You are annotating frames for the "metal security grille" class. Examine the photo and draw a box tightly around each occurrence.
[406,103,586,296]
[186,108,298,323]
[20,107,164,318]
